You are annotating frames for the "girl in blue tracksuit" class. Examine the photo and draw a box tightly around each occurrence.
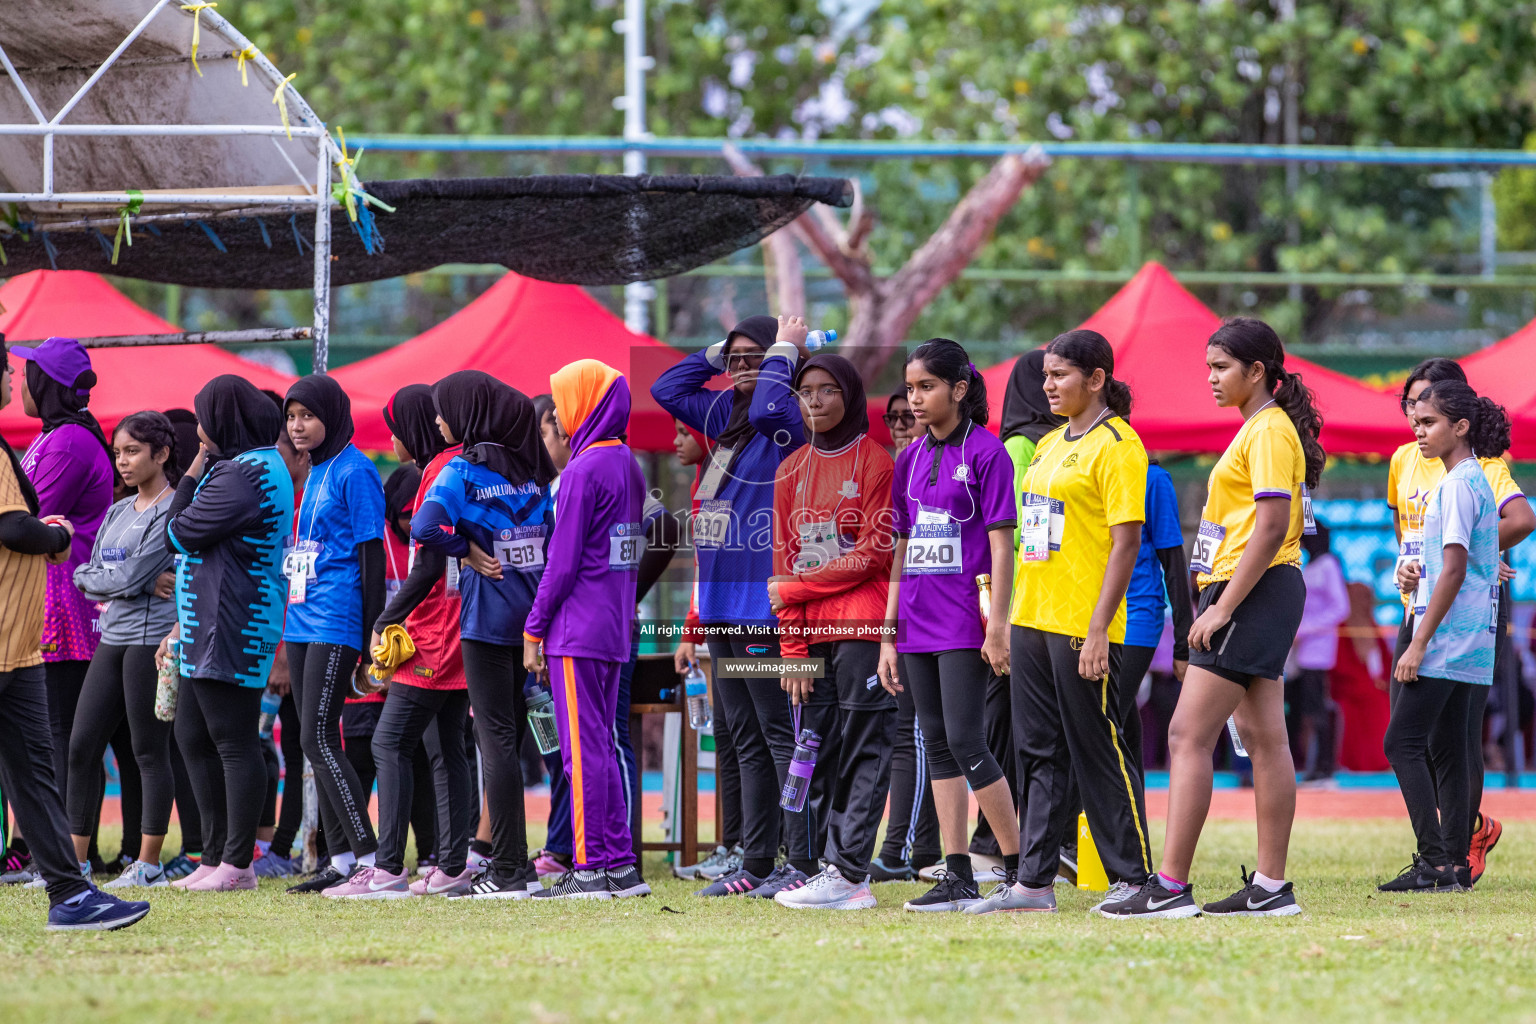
[652,314,810,897]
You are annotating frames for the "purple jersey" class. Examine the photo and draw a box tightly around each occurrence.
[892,422,1015,654]
[22,424,113,661]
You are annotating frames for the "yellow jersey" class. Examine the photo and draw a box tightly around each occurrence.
[1010,414,1147,643]
[1194,404,1306,590]
[1386,441,1523,611]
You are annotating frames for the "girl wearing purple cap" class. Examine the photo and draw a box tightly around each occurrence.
[14,337,115,865]
[877,338,1019,913]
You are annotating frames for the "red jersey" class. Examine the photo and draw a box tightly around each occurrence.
[394,446,467,691]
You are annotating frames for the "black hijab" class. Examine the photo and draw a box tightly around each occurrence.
[383,384,448,466]
[0,341,39,514]
[194,375,284,459]
[382,464,422,544]
[285,375,355,466]
[715,314,779,451]
[794,353,867,452]
[163,408,203,480]
[432,370,555,487]
[1000,348,1065,444]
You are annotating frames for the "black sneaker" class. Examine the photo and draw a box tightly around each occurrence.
[749,864,810,899]
[286,864,350,894]
[1377,856,1460,893]
[866,856,914,883]
[1097,876,1201,919]
[531,868,612,900]
[606,864,651,898]
[902,871,981,913]
[1201,866,1301,917]
[1455,865,1473,890]
[457,869,532,900]
[1058,846,1079,886]
[695,867,769,897]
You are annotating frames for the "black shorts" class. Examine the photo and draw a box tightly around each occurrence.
[1189,564,1306,688]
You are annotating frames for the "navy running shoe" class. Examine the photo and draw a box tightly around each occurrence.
[46,887,151,932]
[750,864,810,899]
[695,867,768,897]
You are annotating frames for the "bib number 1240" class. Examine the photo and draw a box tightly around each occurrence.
[904,523,962,575]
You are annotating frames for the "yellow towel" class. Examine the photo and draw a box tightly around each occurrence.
[368,624,417,683]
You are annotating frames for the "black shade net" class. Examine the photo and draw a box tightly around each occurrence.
[0,174,852,289]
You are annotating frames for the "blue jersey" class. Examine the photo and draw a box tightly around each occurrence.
[284,445,384,647]
[1125,463,1184,649]
[412,457,555,645]
[167,447,294,687]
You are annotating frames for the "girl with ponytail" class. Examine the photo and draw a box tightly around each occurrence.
[1380,380,1506,893]
[1386,362,1532,887]
[878,338,1019,911]
[1103,316,1317,921]
[971,329,1154,915]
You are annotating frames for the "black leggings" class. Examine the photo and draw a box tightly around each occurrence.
[878,663,940,868]
[287,642,377,859]
[461,639,529,877]
[902,649,1003,789]
[44,659,91,811]
[170,736,203,855]
[65,644,172,839]
[372,684,471,877]
[1384,674,1473,867]
[270,693,303,857]
[173,678,264,868]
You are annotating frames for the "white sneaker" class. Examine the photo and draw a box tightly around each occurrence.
[1088,880,1139,914]
[773,865,876,910]
[917,862,943,883]
[26,863,88,889]
[104,861,169,889]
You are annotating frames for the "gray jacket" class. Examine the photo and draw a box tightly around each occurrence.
[73,494,177,646]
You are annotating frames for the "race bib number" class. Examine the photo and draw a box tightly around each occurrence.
[904,523,962,576]
[495,526,546,572]
[1301,483,1317,536]
[694,500,732,549]
[1413,575,1428,618]
[694,446,735,501]
[915,505,951,527]
[609,522,644,571]
[1190,518,1226,575]
[101,547,128,565]
[445,557,461,593]
[793,520,841,573]
[284,540,320,580]
[1489,585,1500,636]
[1019,492,1064,563]
[1396,531,1423,580]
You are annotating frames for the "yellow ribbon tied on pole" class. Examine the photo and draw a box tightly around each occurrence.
[179,3,218,77]
[235,46,257,87]
[368,624,416,683]
[272,72,297,139]
[112,189,143,266]
[330,128,396,222]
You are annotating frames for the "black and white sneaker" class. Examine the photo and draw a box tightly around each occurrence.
[532,868,613,900]
[457,869,532,900]
[1096,876,1201,919]
[1377,855,1460,893]
[1201,866,1301,917]
[902,871,981,913]
[1057,846,1079,887]
[607,864,652,898]
[286,864,350,895]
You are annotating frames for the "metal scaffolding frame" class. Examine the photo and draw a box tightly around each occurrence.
[0,0,341,369]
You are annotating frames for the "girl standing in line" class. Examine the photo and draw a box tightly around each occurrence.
[877,338,1019,913]
[1102,318,1323,920]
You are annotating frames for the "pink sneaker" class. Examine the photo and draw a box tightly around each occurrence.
[185,862,257,891]
[534,851,572,878]
[322,865,412,899]
[408,867,439,896]
[414,865,473,896]
[171,863,217,889]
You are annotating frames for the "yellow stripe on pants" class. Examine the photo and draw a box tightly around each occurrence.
[1101,673,1150,872]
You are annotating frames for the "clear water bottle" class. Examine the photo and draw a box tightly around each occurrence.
[683,663,712,731]
[1226,715,1248,758]
[258,688,281,738]
[527,688,561,755]
[779,728,822,812]
[805,329,838,351]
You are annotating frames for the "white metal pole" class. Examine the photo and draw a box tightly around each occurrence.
[312,140,332,373]
[617,0,654,334]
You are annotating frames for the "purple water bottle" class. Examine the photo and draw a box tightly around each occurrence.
[779,728,821,812]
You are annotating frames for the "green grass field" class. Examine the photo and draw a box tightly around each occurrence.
[4,819,1536,1024]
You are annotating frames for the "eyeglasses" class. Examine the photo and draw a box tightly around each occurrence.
[725,351,765,369]
[796,385,842,401]
[882,411,916,427]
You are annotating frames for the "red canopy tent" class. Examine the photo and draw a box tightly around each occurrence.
[980,262,1406,456]
[0,271,298,447]
[332,272,697,452]
[1459,324,1536,460]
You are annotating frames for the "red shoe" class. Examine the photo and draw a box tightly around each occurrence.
[1468,814,1503,885]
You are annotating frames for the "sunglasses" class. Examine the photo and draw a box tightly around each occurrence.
[725,351,765,369]
[883,411,916,427]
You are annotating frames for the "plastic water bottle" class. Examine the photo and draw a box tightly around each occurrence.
[258,688,281,738]
[683,663,712,731]
[805,329,838,351]
[1226,716,1248,758]
[779,728,822,812]
[527,689,561,755]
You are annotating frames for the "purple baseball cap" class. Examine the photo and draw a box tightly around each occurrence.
[10,336,93,395]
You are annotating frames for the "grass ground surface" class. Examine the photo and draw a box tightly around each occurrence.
[5,819,1536,1024]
